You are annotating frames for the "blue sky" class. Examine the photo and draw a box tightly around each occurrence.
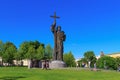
[0,0,120,59]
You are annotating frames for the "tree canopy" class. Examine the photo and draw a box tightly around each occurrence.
[83,51,96,67]
[96,56,117,70]
[2,42,17,65]
[63,51,76,67]
[0,40,53,67]
[45,44,53,60]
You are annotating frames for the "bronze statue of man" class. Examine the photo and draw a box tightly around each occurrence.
[57,26,66,61]
[50,12,66,61]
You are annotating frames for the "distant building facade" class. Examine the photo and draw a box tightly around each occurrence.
[97,51,120,59]
[0,57,29,66]
[107,53,120,58]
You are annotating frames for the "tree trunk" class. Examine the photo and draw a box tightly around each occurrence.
[28,59,32,69]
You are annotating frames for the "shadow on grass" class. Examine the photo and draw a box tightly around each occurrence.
[0,76,26,80]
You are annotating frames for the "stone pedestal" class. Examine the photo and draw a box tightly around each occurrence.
[49,60,66,69]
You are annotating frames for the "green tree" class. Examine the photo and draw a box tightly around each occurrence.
[14,51,23,66]
[26,46,36,60]
[18,41,42,60]
[36,44,45,60]
[96,56,117,70]
[116,57,120,66]
[19,41,44,68]
[80,58,87,63]
[0,40,4,66]
[26,45,36,68]
[2,42,17,66]
[78,58,87,67]
[84,51,95,61]
[63,51,76,67]
[18,41,30,60]
[0,40,4,57]
[45,44,53,60]
[84,51,96,67]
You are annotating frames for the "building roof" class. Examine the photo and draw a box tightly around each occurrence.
[107,52,120,58]
[107,52,120,55]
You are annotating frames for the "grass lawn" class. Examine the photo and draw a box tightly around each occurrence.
[0,67,120,80]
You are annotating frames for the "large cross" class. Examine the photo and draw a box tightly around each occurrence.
[50,12,60,22]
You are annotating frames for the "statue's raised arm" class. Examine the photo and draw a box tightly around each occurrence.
[50,12,60,33]
[51,22,56,33]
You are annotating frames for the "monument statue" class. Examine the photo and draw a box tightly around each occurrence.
[50,12,66,61]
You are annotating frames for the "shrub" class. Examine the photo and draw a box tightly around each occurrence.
[96,56,117,70]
